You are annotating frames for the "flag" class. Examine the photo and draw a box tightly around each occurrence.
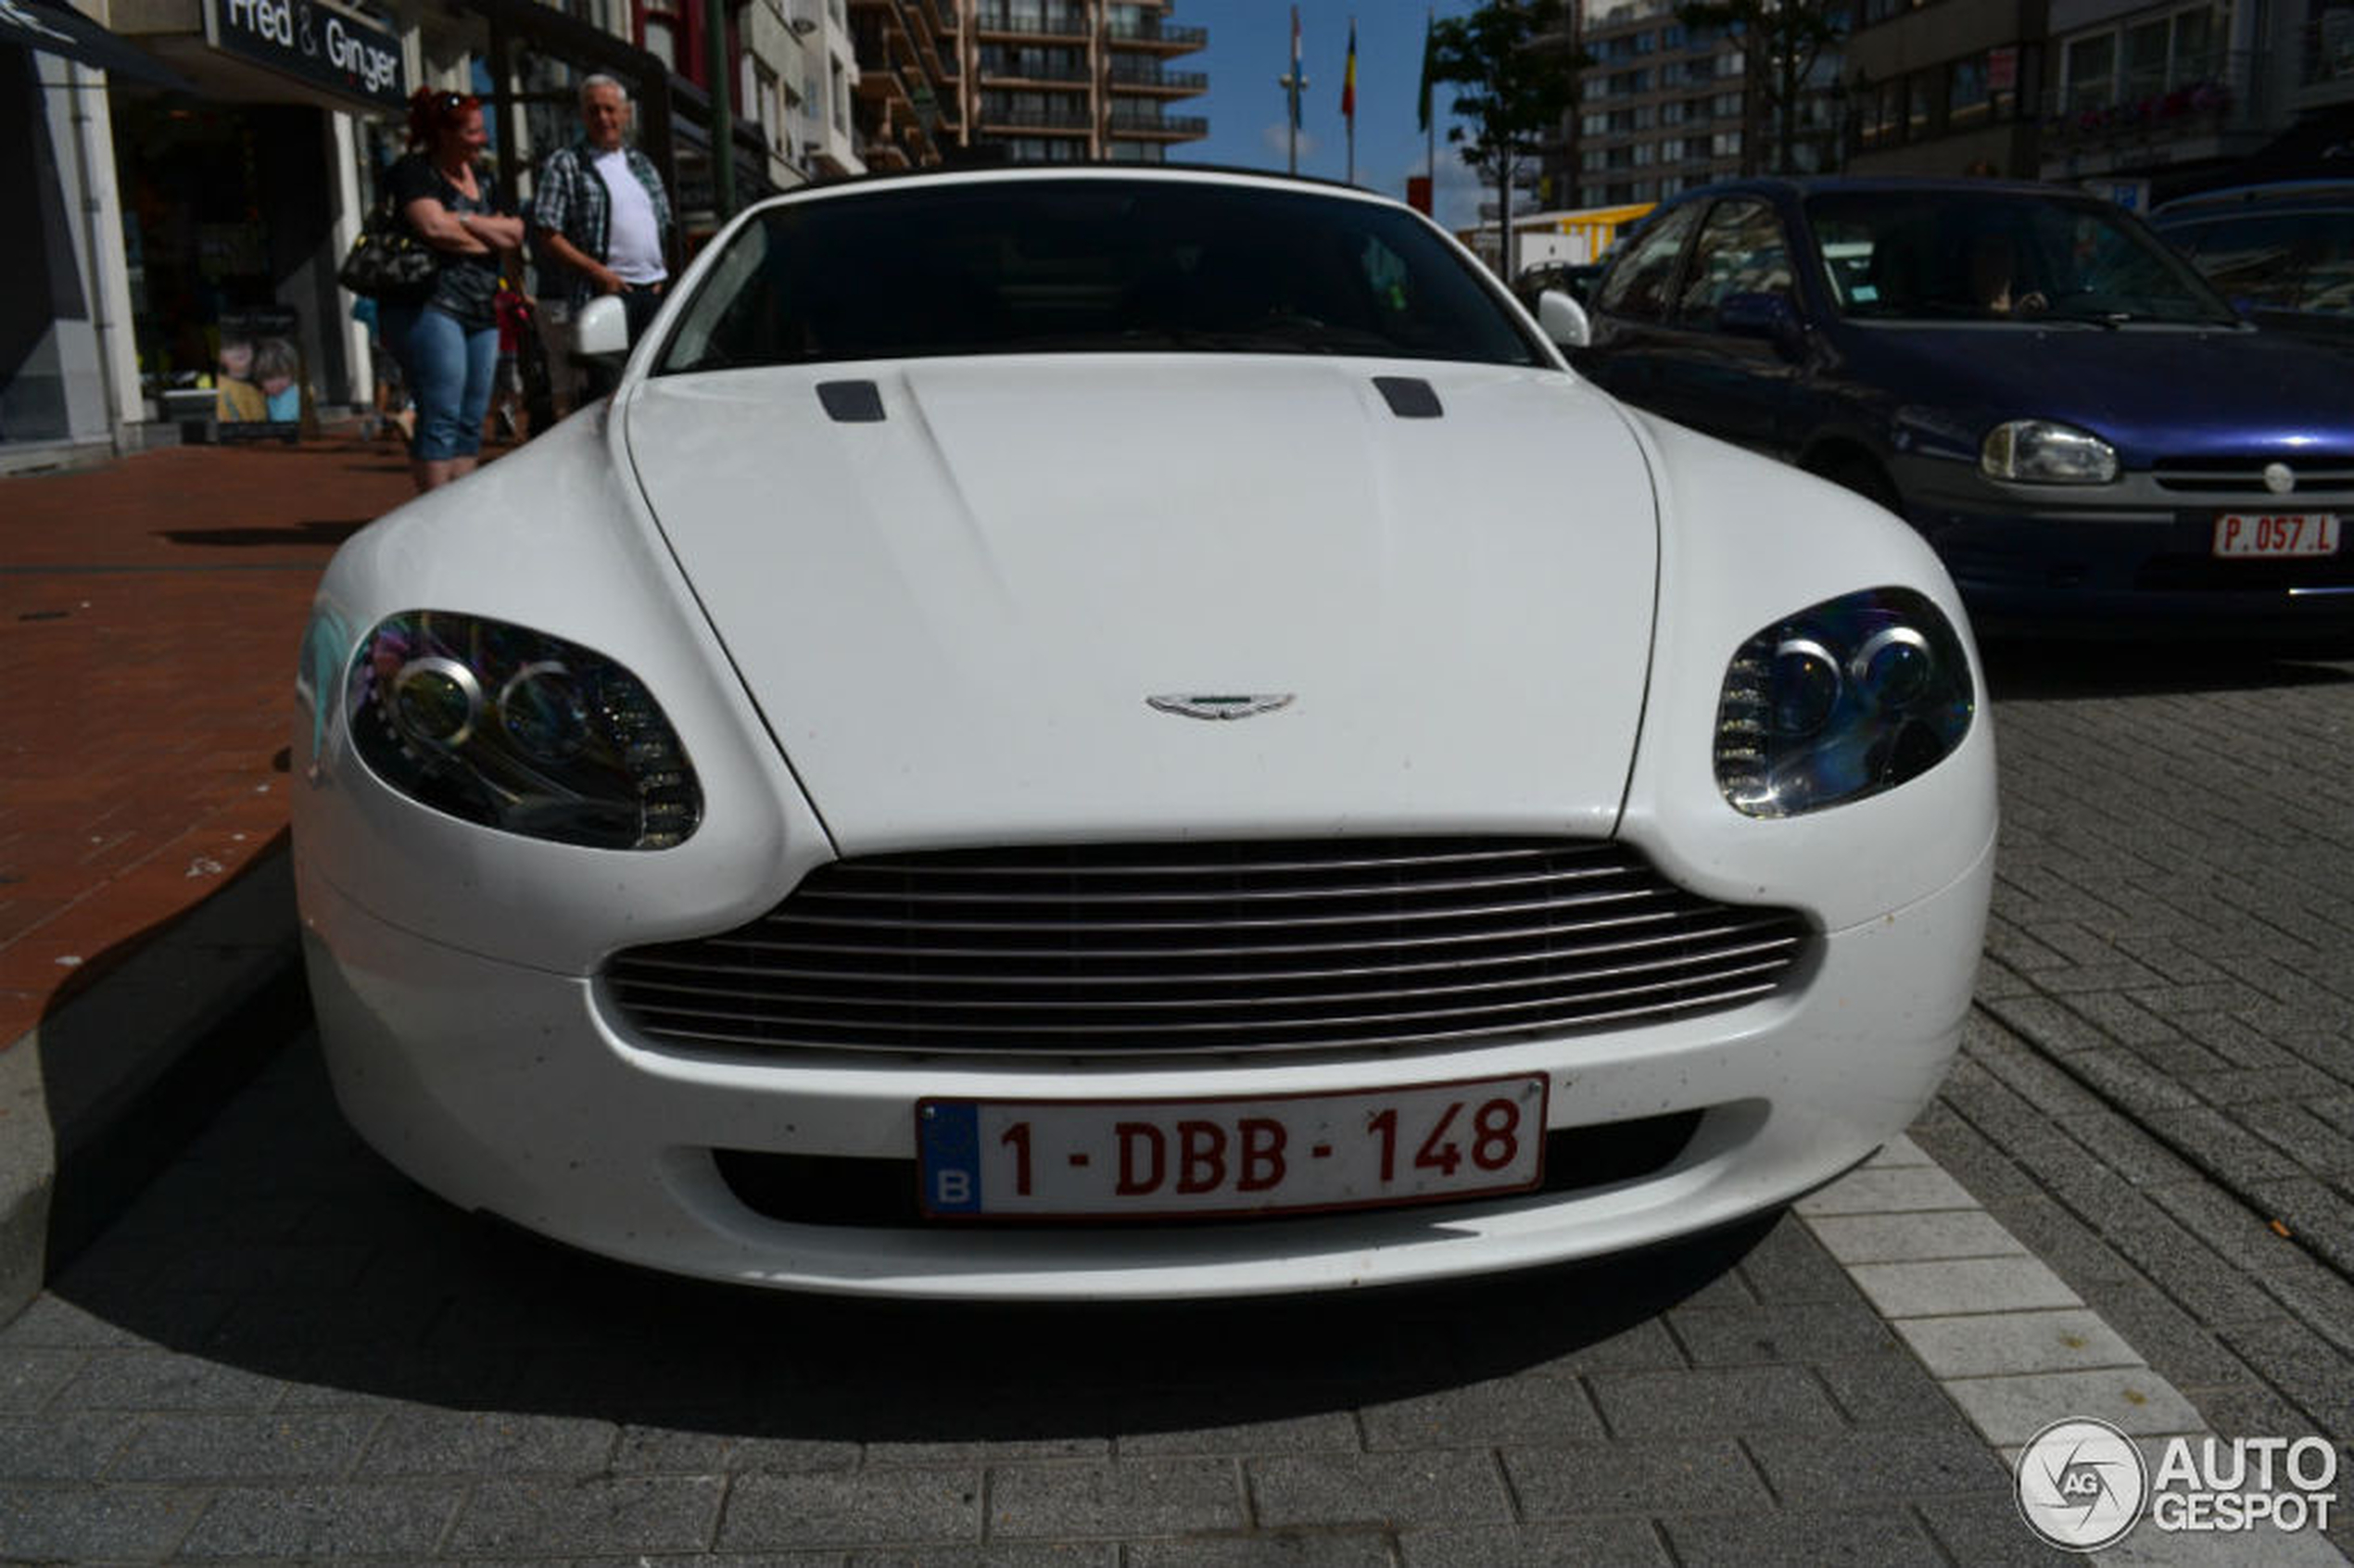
[1415,10,1435,133]
[1289,6,1304,130]
[1341,19,1358,121]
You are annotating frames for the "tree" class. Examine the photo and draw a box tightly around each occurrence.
[1678,0,1847,176]
[1425,0,1580,280]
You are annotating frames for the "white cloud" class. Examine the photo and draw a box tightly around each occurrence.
[1260,121,1322,164]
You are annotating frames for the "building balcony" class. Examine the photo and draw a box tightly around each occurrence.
[2036,50,2262,155]
[974,7,1091,41]
[1107,65,1207,94]
[976,63,1095,86]
[1105,19,1205,52]
[2302,10,2354,100]
[1107,112,1206,138]
[979,105,1095,132]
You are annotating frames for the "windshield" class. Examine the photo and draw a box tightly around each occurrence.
[1805,189,2240,327]
[657,177,1547,374]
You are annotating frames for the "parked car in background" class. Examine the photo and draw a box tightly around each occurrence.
[292,167,1995,1300]
[2150,180,2354,351]
[1575,177,2354,638]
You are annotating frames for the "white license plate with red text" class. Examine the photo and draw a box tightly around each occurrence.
[2213,513,2341,558]
[917,1075,1549,1220]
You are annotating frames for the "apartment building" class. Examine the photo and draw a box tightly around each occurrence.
[845,0,1208,170]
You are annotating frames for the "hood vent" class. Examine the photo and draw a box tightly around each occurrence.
[816,381,887,423]
[1373,376,1444,419]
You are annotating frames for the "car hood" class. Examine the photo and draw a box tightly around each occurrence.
[1844,324,2351,462]
[624,356,1659,852]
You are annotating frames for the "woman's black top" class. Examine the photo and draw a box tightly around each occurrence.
[388,153,507,330]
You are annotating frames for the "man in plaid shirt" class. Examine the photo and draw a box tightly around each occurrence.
[530,74,674,399]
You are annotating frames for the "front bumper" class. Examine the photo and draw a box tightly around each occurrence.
[297,835,1993,1301]
[1897,474,2354,639]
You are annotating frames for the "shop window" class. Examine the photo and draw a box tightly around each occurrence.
[1948,54,1990,129]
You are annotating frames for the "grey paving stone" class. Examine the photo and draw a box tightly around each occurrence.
[1659,1508,1946,1567]
[1246,1451,1515,1529]
[2142,1106,2309,1182]
[2058,991,2194,1050]
[2216,1320,2354,1442]
[2071,1276,2271,1393]
[1991,1195,2143,1288]
[357,1407,621,1476]
[177,1481,465,1559]
[0,1483,209,1559]
[1733,1215,1864,1304]
[867,1432,1113,1466]
[53,1348,288,1413]
[1128,1536,1389,1567]
[718,1466,982,1549]
[2249,1181,2354,1279]
[983,1458,1246,1538]
[612,1423,861,1474]
[1914,1494,2078,1564]
[1511,1318,1690,1378]
[446,1473,728,1555]
[1397,1518,1671,1566]
[1665,1301,1895,1366]
[1743,1426,2014,1505]
[2055,1113,2206,1188]
[1906,1119,2050,1206]
[0,1348,84,1415]
[1942,1369,2206,1445]
[106,1410,384,1482]
[850,1548,1116,1568]
[1895,1309,2143,1380]
[0,1412,139,1482]
[1806,1209,2028,1265]
[1585,1365,1846,1438]
[1793,1166,1980,1217]
[1114,1407,1361,1458]
[2173,1014,2299,1071]
[1500,1438,1766,1518]
[2235,1102,2354,1175]
[1360,1372,1601,1448]
[1845,1257,2082,1318]
[2060,1051,2208,1111]
[1812,1350,1974,1431]
[0,1295,168,1349]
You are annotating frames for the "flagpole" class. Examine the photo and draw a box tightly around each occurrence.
[1278,6,1307,177]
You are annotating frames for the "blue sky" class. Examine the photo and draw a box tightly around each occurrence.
[1166,1,1489,228]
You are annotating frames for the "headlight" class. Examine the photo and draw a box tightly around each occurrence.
[346,611,701,849]
[1715,588,1974,818]
[1980,420,2119,484]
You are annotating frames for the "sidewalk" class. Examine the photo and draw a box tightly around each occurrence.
[0,434,420,1312]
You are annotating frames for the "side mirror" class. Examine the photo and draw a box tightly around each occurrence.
[1719,291,1803,355]
[572,295,631,361]
[1538,289,1591,350]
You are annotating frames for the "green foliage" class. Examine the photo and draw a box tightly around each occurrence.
[1424,0,1580,183]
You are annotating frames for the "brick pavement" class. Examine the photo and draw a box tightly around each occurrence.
[0,437,416,1046]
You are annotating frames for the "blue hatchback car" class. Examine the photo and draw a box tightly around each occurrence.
[1572,177,2354,637]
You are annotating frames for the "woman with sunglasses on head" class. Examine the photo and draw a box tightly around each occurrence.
[381,88,525,491]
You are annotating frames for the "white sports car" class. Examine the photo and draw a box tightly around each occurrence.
[294,168,1995,1300]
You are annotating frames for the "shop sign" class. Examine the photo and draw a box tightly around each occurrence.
[203,0,406,110]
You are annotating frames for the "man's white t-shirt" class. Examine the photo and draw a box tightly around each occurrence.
[594,148,666,285]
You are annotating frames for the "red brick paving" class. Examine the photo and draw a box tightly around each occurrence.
[0,437,418,1044]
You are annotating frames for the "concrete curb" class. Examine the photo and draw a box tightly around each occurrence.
[0,844,300,1321]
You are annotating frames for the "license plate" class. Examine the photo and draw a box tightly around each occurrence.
[2213,513,2341,558]
[917,1075,1549,1220]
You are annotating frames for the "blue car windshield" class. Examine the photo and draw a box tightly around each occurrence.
[657,177,1548,373]
[1807,190,2240,327]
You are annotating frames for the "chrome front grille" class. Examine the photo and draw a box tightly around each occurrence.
[605,839,1811,1057]
[2152,456,2354,495]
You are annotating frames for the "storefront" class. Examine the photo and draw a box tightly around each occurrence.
[107,0,411,437]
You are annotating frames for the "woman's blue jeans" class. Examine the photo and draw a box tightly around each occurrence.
[381,301,497,462]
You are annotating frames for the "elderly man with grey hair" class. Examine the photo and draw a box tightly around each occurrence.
[529,73,674,401]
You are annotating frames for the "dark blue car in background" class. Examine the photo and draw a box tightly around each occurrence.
[1572,177,2354,638]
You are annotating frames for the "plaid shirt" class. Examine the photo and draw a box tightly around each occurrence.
[528,139,674,309]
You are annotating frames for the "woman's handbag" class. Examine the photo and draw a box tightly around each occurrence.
[338,200,437,303]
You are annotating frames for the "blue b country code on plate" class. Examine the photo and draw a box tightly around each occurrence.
[916,1076,1548,1221]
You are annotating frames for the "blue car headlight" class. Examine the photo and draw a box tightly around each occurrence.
[1715,588,1974,818]
[346,611,701,849]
